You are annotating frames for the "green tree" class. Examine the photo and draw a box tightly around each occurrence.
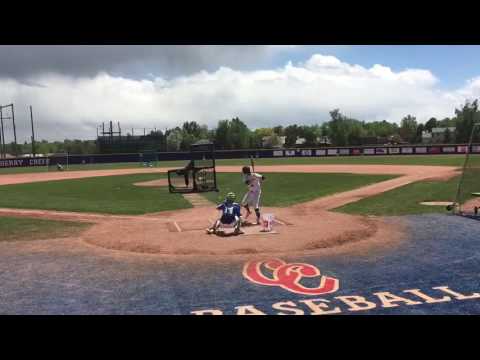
[444,128,452,143]
[251,128,273,148]
[415,123,425,143]
[284,125,300,147]
[229,117,251,149]
[399,115,418,143]
[300,126,318,146]
[214,120,231,149]
[214,118,251,149]
[455,99,480,143]
[166,128,183,151]
[328,109,350,146]
[424,117,438,132]
[273,126,284,136]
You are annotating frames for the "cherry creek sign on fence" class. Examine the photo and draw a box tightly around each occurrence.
[0,157,49,168]
[1,143,480,169]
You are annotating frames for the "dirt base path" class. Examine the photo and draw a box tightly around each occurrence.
[0,164,458,186]
[0,164,459,257]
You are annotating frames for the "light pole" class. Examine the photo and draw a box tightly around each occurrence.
[0,104,18,157]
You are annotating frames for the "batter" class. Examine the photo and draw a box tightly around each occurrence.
[241,166,265,224]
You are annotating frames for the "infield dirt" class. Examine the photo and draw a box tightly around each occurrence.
[0,164,459,258]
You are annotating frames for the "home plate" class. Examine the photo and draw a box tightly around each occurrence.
[241,226,279,236]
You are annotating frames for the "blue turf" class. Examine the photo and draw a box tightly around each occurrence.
[0,214,479,314]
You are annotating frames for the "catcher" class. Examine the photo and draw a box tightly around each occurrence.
[241,166,265,225]
[206,192,243,235]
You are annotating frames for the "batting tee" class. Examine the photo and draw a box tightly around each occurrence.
[452,123,480,218]
[168,141,218,193]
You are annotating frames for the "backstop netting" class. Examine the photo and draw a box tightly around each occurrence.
[47,153,69,171]
[454,124,480,217]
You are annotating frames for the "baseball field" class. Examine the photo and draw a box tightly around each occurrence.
[1,154,480,315]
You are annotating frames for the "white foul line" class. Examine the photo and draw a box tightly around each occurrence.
[173,221,182,233]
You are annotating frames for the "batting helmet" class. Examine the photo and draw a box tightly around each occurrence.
[242,166,251,174]
[226,192,236,202]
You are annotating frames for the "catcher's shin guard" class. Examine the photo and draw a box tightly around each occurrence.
[233,218,243,235]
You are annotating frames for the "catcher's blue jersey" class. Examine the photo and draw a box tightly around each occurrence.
[217,202,241,224]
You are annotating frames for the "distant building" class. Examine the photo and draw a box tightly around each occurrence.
[318,136,331,146]
[360,136,390,146]
[20,154,46,158]
[295,137,306,146]
[262,135,286,149]
[423,127,456,144]
[422,131,433,143]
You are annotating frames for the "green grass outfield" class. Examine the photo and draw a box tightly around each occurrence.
[0,216,91,242]
[0,154,466,175]
[335,176,461,216]
[203,173,397,207]
[0,174,192,215]
[0,172,397,215]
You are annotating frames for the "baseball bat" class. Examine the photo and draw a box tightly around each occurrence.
[250,155,255,173]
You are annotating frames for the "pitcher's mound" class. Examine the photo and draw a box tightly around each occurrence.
[133,179,169,187]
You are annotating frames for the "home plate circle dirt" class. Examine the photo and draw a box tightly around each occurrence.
[80,205,402,256]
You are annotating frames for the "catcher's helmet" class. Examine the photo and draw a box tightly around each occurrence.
[226,192,236,202]
[242,166,251,174]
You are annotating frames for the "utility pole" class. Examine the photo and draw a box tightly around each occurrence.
[30,105,36,157]
[11,104,17,157]
[0,107,4,159]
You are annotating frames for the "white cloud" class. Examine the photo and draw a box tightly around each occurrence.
[1,53,479,142]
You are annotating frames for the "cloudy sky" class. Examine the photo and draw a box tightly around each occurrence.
[1,45,480,142]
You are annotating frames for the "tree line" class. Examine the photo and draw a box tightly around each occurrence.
[5,99,480,156]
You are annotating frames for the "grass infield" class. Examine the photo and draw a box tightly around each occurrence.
[0,216,92,242]
[335,176,462,216]
[0,172,397,214]
[203,172,398,207]
[0,174,191,215]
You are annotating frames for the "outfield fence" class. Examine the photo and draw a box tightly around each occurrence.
[1,143,480,169]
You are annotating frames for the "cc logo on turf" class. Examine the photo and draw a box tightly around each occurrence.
[242,258,339,296]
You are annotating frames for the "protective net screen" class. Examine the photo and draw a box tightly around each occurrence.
[456,125,480,215]
[168,168,195,193]
[168,167,217,193]
[193,167,217,192]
